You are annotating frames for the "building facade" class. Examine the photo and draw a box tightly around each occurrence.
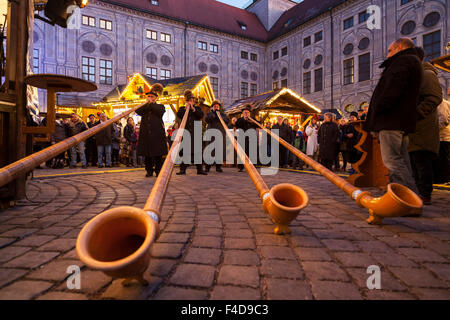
[32,0,450,115]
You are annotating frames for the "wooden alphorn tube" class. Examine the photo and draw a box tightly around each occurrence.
[249,118,423,225]
[217,112,308,235]
[76,109,190,286]
[0,102,148,189]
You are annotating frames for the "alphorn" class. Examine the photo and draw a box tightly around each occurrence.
[217,112,308,234]
[0,102,149,189]
[249,118,423,225]
[76,107,190,286]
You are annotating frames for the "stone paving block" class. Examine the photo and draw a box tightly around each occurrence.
[372,253,418,268]
[0,268,28,288]
[255,234,288,246]
[151,243,185,259]
[260,259,304,279]
[301,261,349,282]
[293,247,333,261]
[411,288,450,300]
[0,237,16,249]
[223,250,260,266]
[265,278,312,300]
[0,246,31,263]
[388,267,447,288]
[259,246,296,260]
[13,235,56,247]
[164,224,194,233]
[157,232,190,244]
[354,240,396,253]
[376,236,420,248]
[397,248,447,263]
[191,236,222,249]
[4,250,63,269]
[217,266,259,288]
[225,229,254,238]
[290,236,323,248]
[184,248,221,266]
[210,285,261,300]
[0,280,53,300]
[37,227,72,236]
[148,259,177,276]
[152,286,208,300]
[311,281,363,300]
[363,290,416,300]
[251,224,277,234]
[36,238,76,253]
[345,267,407,292]
[195,228,223,237]
[36,291,88,300]
[0,228,39,239]
[102,276,162,300]
[169,264,216,288]
[26,259,80,281]
[322,239,359,252]
[334,252,378,268]
[223,238,255,250]
[424,263,450,281]
[58,270,112,294]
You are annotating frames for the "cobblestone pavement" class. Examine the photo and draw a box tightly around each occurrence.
[0,166,449,300]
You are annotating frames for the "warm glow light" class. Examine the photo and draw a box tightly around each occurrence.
[80,0,89,8]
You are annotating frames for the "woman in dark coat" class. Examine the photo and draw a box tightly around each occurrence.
[318,112,339,170]
[204,100,229,173]
[342,112,361,169]
[176,89,206,175]
[135,83,167,177]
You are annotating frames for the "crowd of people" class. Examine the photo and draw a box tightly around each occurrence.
[36,37,449,206]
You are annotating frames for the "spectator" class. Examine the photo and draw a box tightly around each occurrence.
[291,124,304,170]
[305,117,319,167]
[408,47,443,204]
[112,120,122,167]
[363,37,422,193]
[124,117,138,167]
[265,122,272,158]
[68,113,88,168]
[50,119,69,169]
[342,112,361,171]
[95,113,113,168]
[434,99,450,184]
[272,116,292,168]
[318,112,339,170]
[235,105,259,172]
[229,117,237,129]
[86,114,99,167]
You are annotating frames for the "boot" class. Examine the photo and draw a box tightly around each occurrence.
[205,165,211,173]
[216,165,223,173]
[196,165,207,175]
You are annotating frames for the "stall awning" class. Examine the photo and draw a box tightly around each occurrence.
[224,88,321,116]
[430,53,450,73]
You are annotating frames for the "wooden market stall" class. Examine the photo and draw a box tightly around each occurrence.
[92,72,216,127]
[224,88,321,127]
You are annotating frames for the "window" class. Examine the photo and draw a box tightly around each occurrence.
[238,22,247,30]
[250,53,258,62]
[82,15,95,27]
[273,82,279,90]
[343,58,354,85]
[314,31,323,42]
[210,77,219,96]
[33,49,39,73]
[281,47,288,57]
[146,29,157,40]
[359,53,370,82]
[344,17,354,30]
[160,69,171,80]
[99,59,112,85]
[423,30,441,61]
[314,68,323,92]
[241,82,248,98]
[82,56,95,83]
[241,51,248,59]
[401,0,412,5]
[210,44,218,53]
[250,83,257,96]
[146,67,157,79]
[99,19,112,31]
[303,72,311,94]
[160,33,171,43]
[151,0,159,5]
[303,36,311,47]
[198,41,207,51]
[281,79,288,88]
[359,11,369,24]
[273,50,279,60]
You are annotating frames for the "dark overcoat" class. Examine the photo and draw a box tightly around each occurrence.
[136,102,168,157]
[177,105,204,159]
[363,47,423,134]
[318,121,339,161]
[205,110,230,162]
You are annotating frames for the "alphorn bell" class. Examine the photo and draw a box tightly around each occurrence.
[76,86,189,286]
[249,118,423,225]
[216,112,309,234]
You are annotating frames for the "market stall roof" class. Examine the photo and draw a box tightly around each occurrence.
[56,93,102,107]
[430,53,450,73]
[224,88,321,115]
